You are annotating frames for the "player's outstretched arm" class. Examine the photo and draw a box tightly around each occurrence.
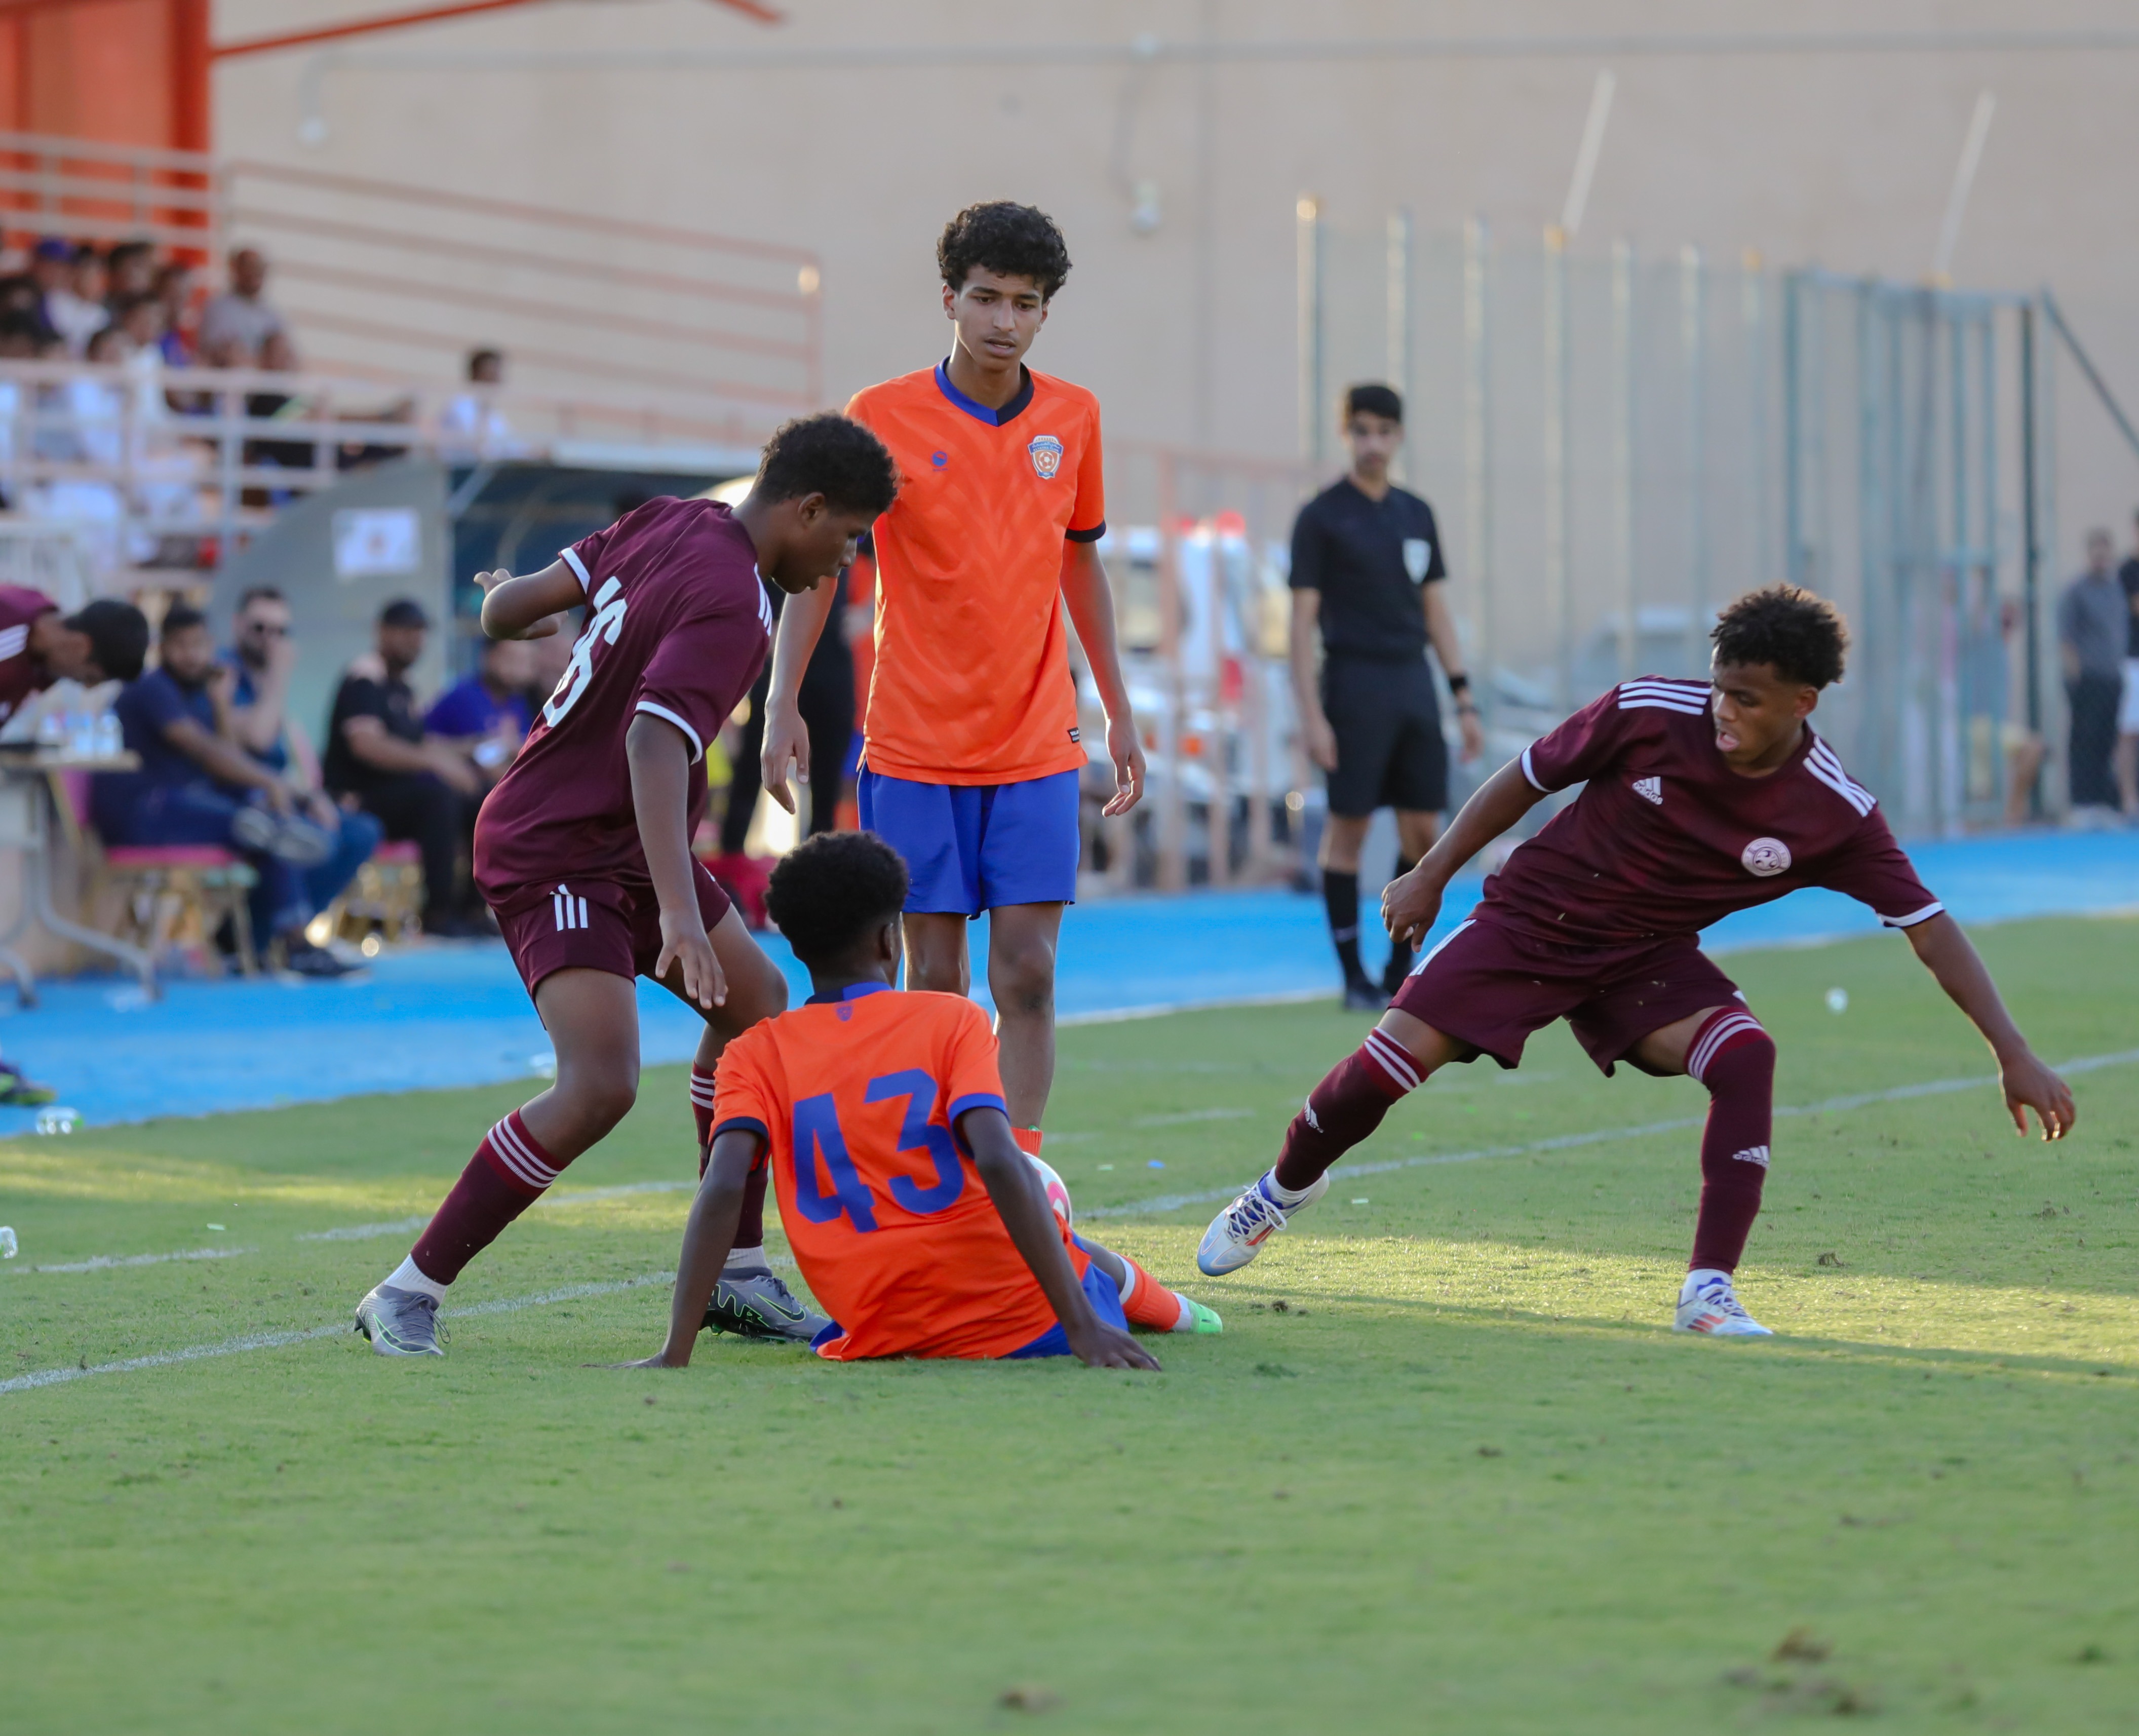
[962,1105,1159,1370]
[1903,912,2076,1140]
[610,1131,758,1368]
[476,561,582,641]
[760,581,840,815]
[626,713,726,1010]
[1059,541,1146,816]
[1383,756,1547,950]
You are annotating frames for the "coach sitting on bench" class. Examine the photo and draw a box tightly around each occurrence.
[92,605,354,978]
[322,599,488,938]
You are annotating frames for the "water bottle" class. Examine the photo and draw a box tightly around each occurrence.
[94,712,121,758]
[34,710,63,749]
[0,1226,16,1259]
[67,707,96,757]
[34,1106,79,1135]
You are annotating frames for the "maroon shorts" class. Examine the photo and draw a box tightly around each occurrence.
[488,862,732,999]
[1391,910,1743,1075]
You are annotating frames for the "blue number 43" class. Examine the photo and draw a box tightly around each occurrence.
[788,1070,966,1233]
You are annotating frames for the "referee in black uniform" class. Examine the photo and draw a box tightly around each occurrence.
[1290,383,1483,1009]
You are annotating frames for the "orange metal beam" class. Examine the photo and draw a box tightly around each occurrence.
[211,0,782,61]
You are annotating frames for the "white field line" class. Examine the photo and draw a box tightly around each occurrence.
[1079,1045,2139,1221]
[0,1271,675,1397]
[17,1046,2138,1275]
[16,1245,254,1275]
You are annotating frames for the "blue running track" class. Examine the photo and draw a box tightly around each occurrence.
[2,830,2131,1129]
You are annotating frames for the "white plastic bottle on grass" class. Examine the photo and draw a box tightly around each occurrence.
[0,1226,16,1259]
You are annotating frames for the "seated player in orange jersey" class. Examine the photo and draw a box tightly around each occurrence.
[625,831,1222,1368]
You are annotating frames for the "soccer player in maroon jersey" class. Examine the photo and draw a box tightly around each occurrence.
[1198,587,2077,1335]
[356,415,899,1357]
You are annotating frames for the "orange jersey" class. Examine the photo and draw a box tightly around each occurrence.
[711,983,1087,1359]
[845,364,1105,784]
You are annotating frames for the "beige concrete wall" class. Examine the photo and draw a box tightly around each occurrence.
[214,0,2139,572]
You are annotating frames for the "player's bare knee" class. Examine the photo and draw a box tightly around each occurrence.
[990,947,1055,1018]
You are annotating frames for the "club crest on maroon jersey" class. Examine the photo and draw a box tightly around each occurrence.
[1740,836,1792,877]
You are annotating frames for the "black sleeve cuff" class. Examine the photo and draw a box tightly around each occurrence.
[1065,521,1107,544]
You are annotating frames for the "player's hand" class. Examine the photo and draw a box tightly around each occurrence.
[1066,1316,1161,1371]
[1102,712,1145,816]
[2000,1049,2076,1141]
[593,1352,691,1370]
[759,699,809,816]
[1456,705,1486,763]
[1304,710,1339,774]
[656,907,727,1010]
[1381,864,1444,952]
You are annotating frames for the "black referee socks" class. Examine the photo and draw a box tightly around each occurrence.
[1322,868,1367,987]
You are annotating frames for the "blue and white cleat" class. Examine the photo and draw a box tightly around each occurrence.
[355,1283,445,1356]
[1673,1270,1774,1337]
[1196,1171,1329,1277]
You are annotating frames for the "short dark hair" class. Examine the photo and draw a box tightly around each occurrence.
[67,599,149,681]
[236,586,286,610]
[937,202,1072,301]
[765,831,910,967]
[160,603,208,639]
[1345,382,1404,425]
[379,598,430,629]
[468,347,502,377]
[1710,585,1850,689]
[753,413,899,519]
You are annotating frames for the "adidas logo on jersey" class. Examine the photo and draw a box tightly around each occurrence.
[1632,776,1663,805]
[1732,1145,1771,1168]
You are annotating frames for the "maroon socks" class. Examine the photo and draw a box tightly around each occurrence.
[407,1110,560,1288]
[1273,1028,1421,1192]
[1684,1008,1776,1273]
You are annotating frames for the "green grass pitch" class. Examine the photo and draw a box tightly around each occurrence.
[4,915,2136,1732]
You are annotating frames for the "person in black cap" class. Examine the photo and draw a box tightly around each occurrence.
[1290,383,1483,1009]
[324,599,486,936]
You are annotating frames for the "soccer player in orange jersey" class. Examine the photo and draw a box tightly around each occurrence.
[759,203,1143,1162]
[623,832,1220,1369]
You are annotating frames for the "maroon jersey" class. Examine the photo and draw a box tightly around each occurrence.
[1485,676,1941,946]
[0,585,56,724]
[474,497,773,898]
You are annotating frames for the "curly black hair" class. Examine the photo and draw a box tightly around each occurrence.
[1710,585,1850,689]
[938,202,1072,301]
[765,830,911,967]
[753,413,899,518]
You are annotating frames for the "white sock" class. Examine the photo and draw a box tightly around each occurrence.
[1169,1291,1197,1332]
[1682,1266,1732,1298]
[386,1255,448,1301]
[725,1244,768,1274]
[1261,1170,1316,1209]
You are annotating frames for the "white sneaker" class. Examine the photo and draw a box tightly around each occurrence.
[1196,1171,1329,1276]
[1674,1270,1773,1337]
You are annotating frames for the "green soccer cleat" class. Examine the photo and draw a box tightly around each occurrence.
[1179,1298,1224,1335]
[0,1064,57,1107]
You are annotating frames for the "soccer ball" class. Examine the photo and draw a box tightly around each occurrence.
[1027,1153,1073,1231]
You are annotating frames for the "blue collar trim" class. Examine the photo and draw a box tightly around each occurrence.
[806,980,895,1007]
[934,360,1034,427]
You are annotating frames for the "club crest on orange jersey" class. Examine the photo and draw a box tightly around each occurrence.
[1028,434,1064,480]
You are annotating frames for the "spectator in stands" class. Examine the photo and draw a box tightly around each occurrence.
[323,599,487,937]
[198,248,283,362]
[152,260,196,364]
[105,241,157,305]
[2059,528,2126,826]
[92,605,353,978]
[0,591,148,729]
[424,634,534,790]
[440,347,523,456]
[2117,509,2139,817]
[30,239,96,353]
[224,586,382,944]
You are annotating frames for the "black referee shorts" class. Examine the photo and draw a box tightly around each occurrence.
[1321,655,1449,818]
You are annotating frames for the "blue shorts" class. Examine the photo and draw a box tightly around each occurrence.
[1007,1240,1130,1359]
[859,766,1080,917]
